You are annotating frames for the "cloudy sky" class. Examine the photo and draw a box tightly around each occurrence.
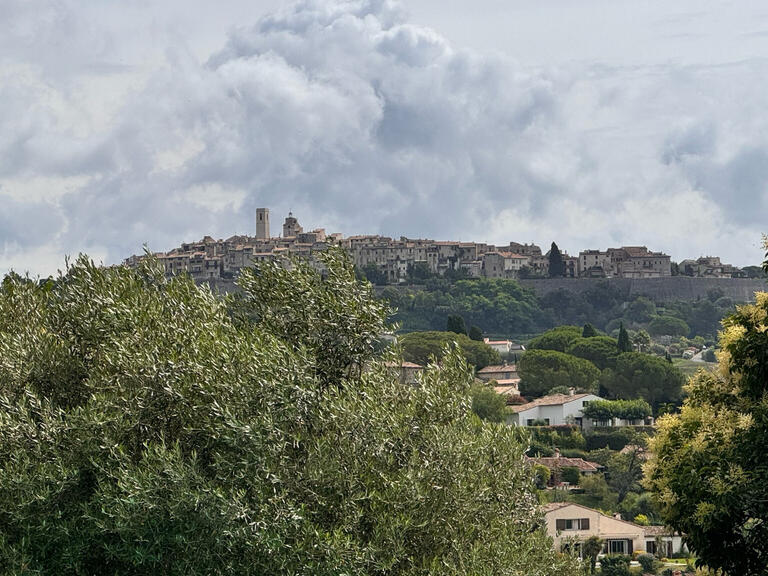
[2,0,767,275]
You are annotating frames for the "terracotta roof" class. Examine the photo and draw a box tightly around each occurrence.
[494,378,520,386]
[477,364,517,374]
[542,502,572,513]
[509,393,592,413]
[643,525,675,537]
[527,456,603,473]
[541,502,647,531]
[494,385,520,396]
[384,361,423,369]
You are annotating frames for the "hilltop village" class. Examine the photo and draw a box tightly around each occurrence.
[125,208,741,284]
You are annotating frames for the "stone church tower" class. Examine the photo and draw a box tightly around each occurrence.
[282,212,303,238]
[256,208,270,239]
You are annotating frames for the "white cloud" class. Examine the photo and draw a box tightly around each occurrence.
[1,0,768,277]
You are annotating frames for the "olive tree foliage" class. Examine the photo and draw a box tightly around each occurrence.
[646,292,768,575]
[0,252,579,576]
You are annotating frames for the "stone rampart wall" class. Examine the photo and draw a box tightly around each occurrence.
[518,277,765,302]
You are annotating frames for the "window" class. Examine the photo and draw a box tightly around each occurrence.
[607,539,629,554]
[555,518,590,531]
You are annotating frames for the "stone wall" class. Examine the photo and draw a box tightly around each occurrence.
[518,277,766,303]
[206,275,765,303]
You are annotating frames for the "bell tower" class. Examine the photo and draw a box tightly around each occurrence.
[256,208,270,239]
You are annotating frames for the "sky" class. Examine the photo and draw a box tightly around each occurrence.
[2,0,767,276]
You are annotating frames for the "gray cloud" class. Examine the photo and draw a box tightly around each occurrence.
[2,0,768,275]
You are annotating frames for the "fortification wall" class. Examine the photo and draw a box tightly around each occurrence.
[205,275,765,303]
[518,277,766,302]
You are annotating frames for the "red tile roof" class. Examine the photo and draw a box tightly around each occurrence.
[526,456,603,473]
[477,364,517,374]
[509,393,592,413]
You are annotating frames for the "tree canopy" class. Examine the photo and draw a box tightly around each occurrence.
[581,399,652,423]
[446,314,467,335]
[646,292,768,575]
[518,349,600,398]
[600,352,684,410]
[0,253,578,576]
[647,315,690,337]
[400,330,500,369]
[528,326,583,353]
[565,336,619,370]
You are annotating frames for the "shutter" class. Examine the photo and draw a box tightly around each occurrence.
[556,519,566,531]
[581,518,590,530]
[628,539,633,555]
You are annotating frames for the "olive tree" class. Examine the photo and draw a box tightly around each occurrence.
[0,251,578,576]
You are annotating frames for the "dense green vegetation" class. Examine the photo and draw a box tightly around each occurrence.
[0,252,578,576]
[520,326,685,411]
[581,399,652,423]
[400,330,500,368]
[532,426,659,523]
[383,278,741,341]
[518,349,600,397]
[647,292,768,575]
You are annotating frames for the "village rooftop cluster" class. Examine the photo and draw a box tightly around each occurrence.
[125,208,741,284]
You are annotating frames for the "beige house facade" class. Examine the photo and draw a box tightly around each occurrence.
[544,503,686,557]
[545,502,644,555]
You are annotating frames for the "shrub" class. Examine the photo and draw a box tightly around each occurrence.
[599,554,630,576]
[585,428,638,451]
[637,553,657,573]
[560,466,580,485]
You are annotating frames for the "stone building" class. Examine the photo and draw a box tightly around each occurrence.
[256,208,270,240]
[577,246,672,278]
[282,212,303,238]
[128,207,689,287]
[679,256,737,278]
[607,246,671,278]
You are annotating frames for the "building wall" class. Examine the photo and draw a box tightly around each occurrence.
[545,505,644,554]
[519,277,764,303]
[512,395,601,427]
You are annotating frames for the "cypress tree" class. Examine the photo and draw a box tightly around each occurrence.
[548,242,566,278]
[582,323,598,338]
[617,322,632,352]
[446,314,467,335]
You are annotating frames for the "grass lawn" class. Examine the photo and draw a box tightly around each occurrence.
[672,358,716,377]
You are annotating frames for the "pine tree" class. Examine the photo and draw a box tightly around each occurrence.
[617,322,632,352]
[548,242,565,278]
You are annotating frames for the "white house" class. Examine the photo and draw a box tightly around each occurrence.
[509,393,602,428]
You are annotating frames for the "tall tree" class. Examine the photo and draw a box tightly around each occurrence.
[468,325,484,341]
[582,536,603,575]
[548,242,566,278]
[646,291,768,575]
[617,322,632,353]
[446,314,467,335]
